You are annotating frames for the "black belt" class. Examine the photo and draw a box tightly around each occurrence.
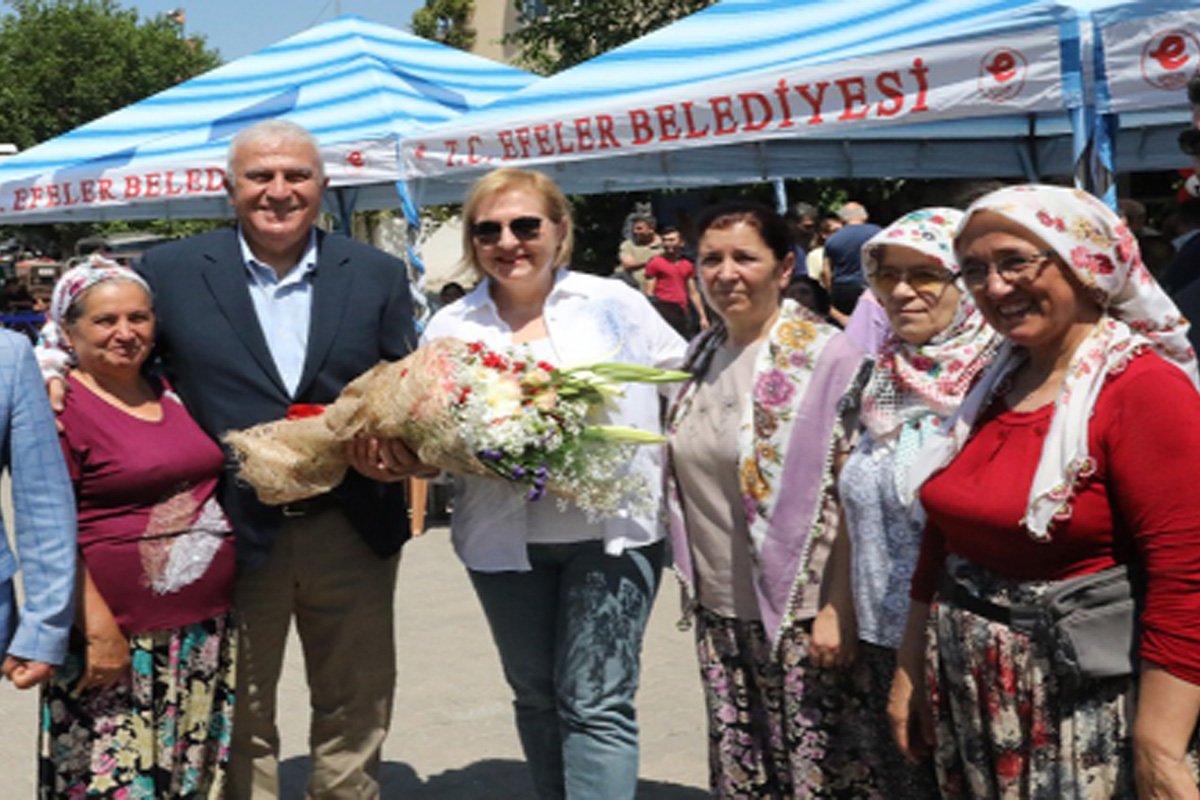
[943,577,1041,631]
[279,493,340,519]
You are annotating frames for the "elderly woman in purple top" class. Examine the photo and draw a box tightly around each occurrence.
[37,258,236,799]
[665,200,879,798]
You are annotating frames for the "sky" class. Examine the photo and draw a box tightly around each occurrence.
[125,0,428,60]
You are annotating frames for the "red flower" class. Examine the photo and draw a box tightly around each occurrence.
[482,353,506,369]
[467,341,484,354]
[512,362,526,373]
[995,750,1024,782]
[286,403,325,420]
[536,361,556,373]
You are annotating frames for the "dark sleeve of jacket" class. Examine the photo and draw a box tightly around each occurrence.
[138,228,418,568]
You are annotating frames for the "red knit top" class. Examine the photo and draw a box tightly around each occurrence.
[912,351,1200,684]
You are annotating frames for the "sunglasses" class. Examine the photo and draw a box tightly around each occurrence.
[1180,128,1200,157]
[470,216,543,244]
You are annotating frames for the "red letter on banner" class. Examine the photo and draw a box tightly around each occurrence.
[630,109,655,145]
[794,82,829,125]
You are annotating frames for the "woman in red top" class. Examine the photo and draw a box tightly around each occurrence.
[887,185,1200,799]
[37,258,236,799]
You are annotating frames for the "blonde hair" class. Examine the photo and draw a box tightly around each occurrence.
[460,168,574,274]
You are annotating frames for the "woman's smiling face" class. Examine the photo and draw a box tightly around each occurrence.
[957,212,1097,356]
[470,187,564,293]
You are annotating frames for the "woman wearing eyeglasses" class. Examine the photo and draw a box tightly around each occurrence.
[421,167,686,800]
[888,185,1200,798]
[839,208,999,797]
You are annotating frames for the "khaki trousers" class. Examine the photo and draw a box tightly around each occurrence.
[227,509,399,799]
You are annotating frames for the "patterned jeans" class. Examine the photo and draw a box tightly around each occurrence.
[469,539,665,800]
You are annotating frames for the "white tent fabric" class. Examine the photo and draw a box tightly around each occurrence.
[1084,1,1200,202]
[0,15,537,224]
[401,0,1197,205]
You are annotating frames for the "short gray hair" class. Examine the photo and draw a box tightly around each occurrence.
[226,119,325,183]
[837,201,869,223]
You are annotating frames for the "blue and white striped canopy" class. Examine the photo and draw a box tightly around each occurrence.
[402,0,1198,204]
[0,15,537,223]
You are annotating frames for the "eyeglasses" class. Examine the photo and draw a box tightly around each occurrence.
[869,266,955,296]
[1180,128,1200,157]
[470,216,543,245]
[959,250,1055,290]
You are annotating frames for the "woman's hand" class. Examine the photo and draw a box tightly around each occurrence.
[75,615,129,695]
[1134,664,1200,799]
[888,602,934,762]
[809,602,856,668]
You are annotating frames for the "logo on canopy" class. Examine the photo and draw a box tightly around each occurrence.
[1141,29,1199,91]
[979,48,1027,102]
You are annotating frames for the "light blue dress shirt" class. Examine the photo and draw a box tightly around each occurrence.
[239,229,318,397]
[0,330,77,665]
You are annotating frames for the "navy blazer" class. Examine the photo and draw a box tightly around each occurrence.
[139,227,417,568]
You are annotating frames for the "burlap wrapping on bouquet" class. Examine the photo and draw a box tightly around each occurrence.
[224,338,493,505]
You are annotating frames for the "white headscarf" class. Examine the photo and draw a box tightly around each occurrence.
[908,185,1197,540]
[37,254,152,368]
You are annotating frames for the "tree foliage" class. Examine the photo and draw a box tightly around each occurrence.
[0,0,221,150]
[506,0,717,76]
[411,0,476,51]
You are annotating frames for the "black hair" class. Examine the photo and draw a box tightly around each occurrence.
[694,200,792,262]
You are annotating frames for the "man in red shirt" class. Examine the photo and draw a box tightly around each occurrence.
[645,227,708,338]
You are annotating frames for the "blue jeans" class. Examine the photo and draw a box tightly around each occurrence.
[469,539,665,800]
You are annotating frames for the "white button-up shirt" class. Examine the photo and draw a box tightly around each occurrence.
[422,269,687,572]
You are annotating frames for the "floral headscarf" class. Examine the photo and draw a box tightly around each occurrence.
[859,207,1000,441]
[910,184,1198,540]
[37,254,152,368]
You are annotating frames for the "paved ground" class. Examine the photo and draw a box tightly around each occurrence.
[0,521,709,799]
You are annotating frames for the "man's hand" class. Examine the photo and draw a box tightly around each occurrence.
[3,656,55,689]
[345,437,439,483]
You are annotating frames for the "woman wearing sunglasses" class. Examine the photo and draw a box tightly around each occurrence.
[888,185,1200,798]
[839,208,999,797]
[421,167,686,800]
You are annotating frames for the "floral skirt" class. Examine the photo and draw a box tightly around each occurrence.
[857,642,940,799]
[38,612,236,800]
[929,558,1135,799]
[693,607,883,799]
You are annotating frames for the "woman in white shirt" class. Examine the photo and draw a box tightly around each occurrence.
[422,167,686,800]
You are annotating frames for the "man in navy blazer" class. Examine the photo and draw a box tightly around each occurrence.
[0,330,76,692]
[132,120,423,799]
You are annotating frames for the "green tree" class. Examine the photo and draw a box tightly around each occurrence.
[506,0,716,76]
[411,0,476,51]
[0,0,221,150]
[0,0,223,248]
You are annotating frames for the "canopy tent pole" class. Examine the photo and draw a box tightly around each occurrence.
[772,178,787,215]
[330,187,355,235]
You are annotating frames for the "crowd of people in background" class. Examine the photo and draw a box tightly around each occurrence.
[1,74,1199,800]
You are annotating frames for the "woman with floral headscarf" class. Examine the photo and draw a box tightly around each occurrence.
[36,257,236,799]
[888,185,1200,799]
[839,208,999,797]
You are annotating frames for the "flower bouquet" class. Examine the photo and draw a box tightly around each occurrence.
[223,338,688,516]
